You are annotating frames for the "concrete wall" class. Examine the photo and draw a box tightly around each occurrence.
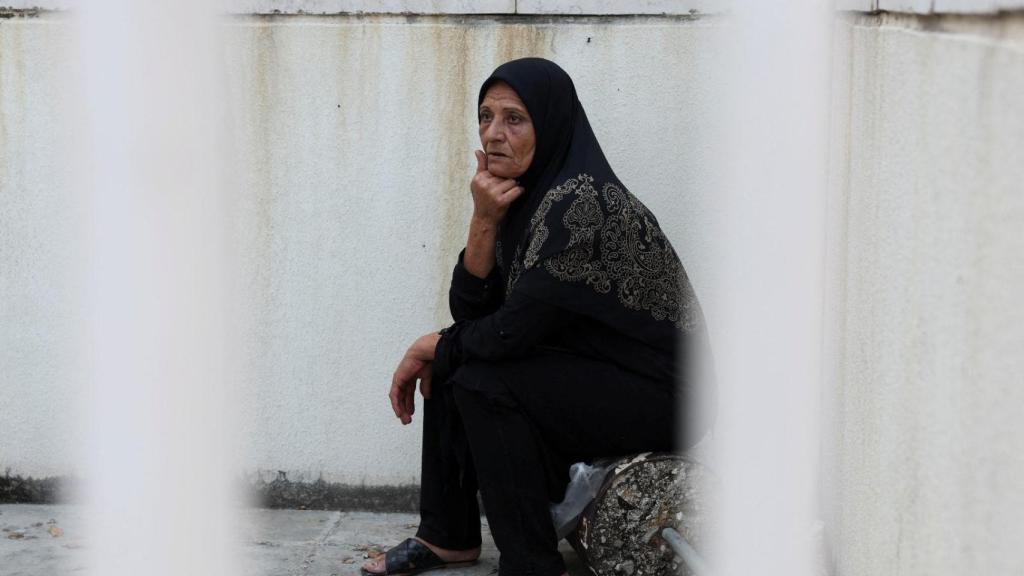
[823,12,1024,576]
[3,7,1024,572]
[2,1,728,16]
[0,15,86,479]
[0,12,728,485]
[222,13,726,486]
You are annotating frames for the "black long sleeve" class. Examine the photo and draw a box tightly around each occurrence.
[448,249,503,321]
[434,287,570,384]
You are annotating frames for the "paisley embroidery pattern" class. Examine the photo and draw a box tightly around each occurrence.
[523,177,575,270]
[508,174,699,330]
[504,242,523,298]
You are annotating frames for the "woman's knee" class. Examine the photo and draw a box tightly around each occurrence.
[450,361,518,409]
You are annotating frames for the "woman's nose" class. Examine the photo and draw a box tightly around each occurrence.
[483,120,505,143]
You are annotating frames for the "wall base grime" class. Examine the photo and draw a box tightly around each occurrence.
[250,472,419,512]
[0,473,76,504]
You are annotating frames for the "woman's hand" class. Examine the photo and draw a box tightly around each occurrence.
[389,332,442,425]
[470,150,524,225]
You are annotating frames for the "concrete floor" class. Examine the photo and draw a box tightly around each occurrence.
[0,504,588,576]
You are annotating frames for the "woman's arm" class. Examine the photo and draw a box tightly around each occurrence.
[466,149,522,275]
[389,331,441,425]
[463,214,498,279]
[449,150,523,320]
[448,248,502,321]
[390,291,571,425]
[390,151,528,424]
[434,289,570,383]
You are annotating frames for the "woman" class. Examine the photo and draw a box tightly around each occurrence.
[364,57,711,576]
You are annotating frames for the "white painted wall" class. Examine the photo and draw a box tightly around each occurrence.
[0,1,730,15]
[3,12,1024,572]
[220,14,727,485]
[11,0,1024,14]
[823,12,1024,576]
[0,13,728,485]
[0,16,86,479]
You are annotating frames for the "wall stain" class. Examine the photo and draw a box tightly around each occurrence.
[422,21,558,328]
[0,472,77,504]
[430,25,473,328]
[850,11,1024,50]
[0,9,42,19]
[234,13,706,25]
[497,21,555,65]
[251,471,419,512]
[1,20,29,199]
[0,24,8,189]
[227,20,280,364]
[252,20,277,298]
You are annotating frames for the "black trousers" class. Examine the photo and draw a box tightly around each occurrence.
[415,351,683,576]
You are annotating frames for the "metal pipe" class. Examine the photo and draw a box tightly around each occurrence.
[661,527,714,576]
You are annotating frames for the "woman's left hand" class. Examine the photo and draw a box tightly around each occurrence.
[389,332,442,425]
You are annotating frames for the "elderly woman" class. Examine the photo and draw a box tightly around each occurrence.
[364,58,711,576]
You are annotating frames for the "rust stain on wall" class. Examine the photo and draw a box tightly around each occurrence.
[497,21,556,64]
[420,22,560,328]
[430,24,474,328]
[0,20,29,192]
[223,20,281,356]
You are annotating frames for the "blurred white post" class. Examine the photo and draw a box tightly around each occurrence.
[77,2,237,576]
[711,1,831,575]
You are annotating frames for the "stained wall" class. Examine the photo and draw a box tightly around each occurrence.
[822,12,1024,575]
[0,11,727,485]
[3,10,1024,573]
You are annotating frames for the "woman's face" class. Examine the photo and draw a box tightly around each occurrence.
[478,81,536,179]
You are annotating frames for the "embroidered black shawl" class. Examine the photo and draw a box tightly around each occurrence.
[480,58,704,354]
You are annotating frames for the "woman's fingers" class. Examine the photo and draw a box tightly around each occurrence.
[471,164,517,196]
[418,363,433,400]
[390,355,425,425]
[474,176,520,206]
[470,142,527,224]
[502,185,526,205]
[404,376,415,416]
[475,149,487,174]
[389,349,441,425]
[491,177,519,196]
[389,374,410,424]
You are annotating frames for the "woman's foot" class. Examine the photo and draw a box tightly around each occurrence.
[360,537,480,575]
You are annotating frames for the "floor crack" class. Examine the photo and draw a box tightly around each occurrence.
[296,511,344,576]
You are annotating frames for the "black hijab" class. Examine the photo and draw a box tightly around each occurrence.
[479,58,704,352]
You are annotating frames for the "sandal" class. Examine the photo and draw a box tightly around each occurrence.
[360,538,477,576]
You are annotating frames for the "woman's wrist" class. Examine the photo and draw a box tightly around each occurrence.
[470,212,500,231]
[465,216,498,279]
[412,332,442,362]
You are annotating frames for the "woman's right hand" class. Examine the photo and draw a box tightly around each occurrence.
[389,332,441,425]
[470,150,525,224]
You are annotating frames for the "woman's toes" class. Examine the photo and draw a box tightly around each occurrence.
[360,556,384,574]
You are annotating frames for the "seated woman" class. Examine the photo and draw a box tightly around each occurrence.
[364,57,712,576]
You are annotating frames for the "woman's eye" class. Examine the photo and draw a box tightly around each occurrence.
[508,115,521,124]
[479,112,492,123]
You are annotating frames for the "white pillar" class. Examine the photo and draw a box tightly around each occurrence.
[77,3,238,576]
[711,2,832,575]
